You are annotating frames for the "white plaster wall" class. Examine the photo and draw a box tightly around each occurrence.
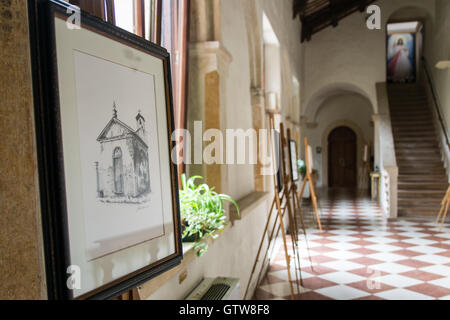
[305,94,374,188]
[221,0,255,201]
[221,0,304,201]
[426,0,450,133]
[258,0,304,122]
[302,0,436,118]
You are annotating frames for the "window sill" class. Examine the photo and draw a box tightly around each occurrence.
[230,191,270,225]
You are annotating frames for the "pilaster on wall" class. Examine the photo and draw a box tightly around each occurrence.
[0,0,46,299]
[186,41,232,193]
[251,88,267,192]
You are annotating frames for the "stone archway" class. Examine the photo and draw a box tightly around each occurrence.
[303,82,376,123]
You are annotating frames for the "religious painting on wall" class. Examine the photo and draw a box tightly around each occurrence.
[387,33,416,83]
[29,0,182,299]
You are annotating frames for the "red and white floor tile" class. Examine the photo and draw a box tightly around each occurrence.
[254,192,450,300]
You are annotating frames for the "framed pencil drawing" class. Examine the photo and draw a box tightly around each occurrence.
[28,0,182,299]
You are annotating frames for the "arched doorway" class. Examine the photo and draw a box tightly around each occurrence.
[328,127,357,188]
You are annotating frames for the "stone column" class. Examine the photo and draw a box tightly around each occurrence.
[186,41,232,193]
[251,87,267,192]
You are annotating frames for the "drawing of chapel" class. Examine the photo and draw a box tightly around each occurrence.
[95,102,151,203]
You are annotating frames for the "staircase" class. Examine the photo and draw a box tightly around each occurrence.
[388,84,448,216]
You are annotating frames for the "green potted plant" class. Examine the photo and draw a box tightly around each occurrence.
[298,159,306,179]
[179,174,240,256]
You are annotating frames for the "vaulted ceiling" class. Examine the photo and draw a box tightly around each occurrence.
[293,0,377,42]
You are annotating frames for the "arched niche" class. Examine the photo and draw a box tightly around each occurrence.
[303,82,375,122]
[383,2,434,26]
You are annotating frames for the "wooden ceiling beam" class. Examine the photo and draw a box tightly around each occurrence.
[295,0,377,42]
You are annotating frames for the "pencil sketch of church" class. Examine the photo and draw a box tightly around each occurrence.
[95,102,151,204]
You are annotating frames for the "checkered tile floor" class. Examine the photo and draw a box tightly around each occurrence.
[254,191,450,300]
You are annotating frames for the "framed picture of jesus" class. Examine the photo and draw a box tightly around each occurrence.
[387,32,416,83]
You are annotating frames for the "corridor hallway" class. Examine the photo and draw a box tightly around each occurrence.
[255,189,450,300]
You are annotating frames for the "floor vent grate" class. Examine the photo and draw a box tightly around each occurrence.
[201,284,231,300]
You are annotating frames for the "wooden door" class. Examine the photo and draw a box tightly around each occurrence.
[328,127,357,188]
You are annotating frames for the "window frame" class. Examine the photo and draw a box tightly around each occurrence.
[69,0,190,173]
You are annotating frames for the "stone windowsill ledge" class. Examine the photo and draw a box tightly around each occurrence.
[230,191,270,224]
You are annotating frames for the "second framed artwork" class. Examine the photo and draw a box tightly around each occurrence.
[288,140,299,182]
[29,0,182,299]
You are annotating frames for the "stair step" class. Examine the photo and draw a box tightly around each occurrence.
[391,115,433,120]
[392,118,432,123]
[398,182,448,190]
[397,155,442,162]
[398,189,446,197]
[394,136,437,142]
[393,129,435,134]
[399,174,447,182]
[391,108,430,112]
[399,167,446,175]
[397,159,442,165]
[391,121,434,127]
[390,105,429,109]
[396,142,439,149]
[390,100,428,104]
[398,208,439,216]
[396,148,440,154]
[398,198,443,206]
[390,100,428,105]
[394,133,436,138]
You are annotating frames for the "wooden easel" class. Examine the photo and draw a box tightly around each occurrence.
[243,114,296,300]
[436,185,450,230]
[297,137,322,231]
[280,123,303,289]
[287,129,307,237]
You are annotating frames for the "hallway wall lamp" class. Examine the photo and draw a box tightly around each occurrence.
[435,61,450,69]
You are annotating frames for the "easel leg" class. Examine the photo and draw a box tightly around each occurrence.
[243,197,276,300]
[285,185,303,289]
[436,202,445,224]
[255,199,286,287]
[275,193,295,299]
[309,181,322,231]
[437,187,450,224]
[297,178,307,204]
[440,200,449,231]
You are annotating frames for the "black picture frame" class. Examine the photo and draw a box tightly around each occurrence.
[273,130,284,194]
[28,0,182,300]
[288,140,299,183]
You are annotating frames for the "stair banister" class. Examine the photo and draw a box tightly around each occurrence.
[422,57,450,180]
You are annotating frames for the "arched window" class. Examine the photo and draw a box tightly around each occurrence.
[113,147,124,194]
